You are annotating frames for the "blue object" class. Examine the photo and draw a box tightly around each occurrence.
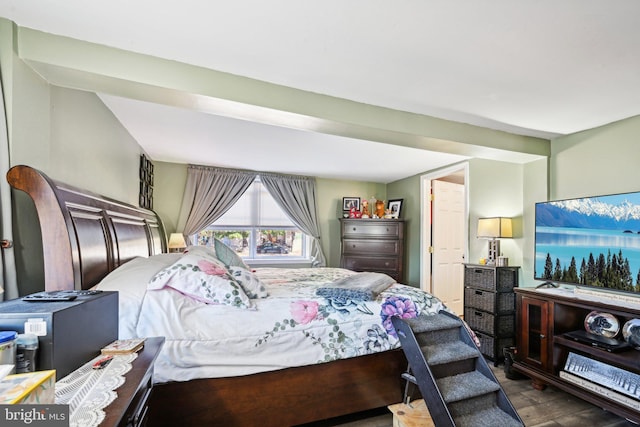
[0,331,17,344]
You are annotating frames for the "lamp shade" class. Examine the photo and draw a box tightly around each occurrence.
[477,217,513,239]
[168,233,187,250]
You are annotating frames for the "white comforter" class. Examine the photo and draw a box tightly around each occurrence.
[94,254,447,384]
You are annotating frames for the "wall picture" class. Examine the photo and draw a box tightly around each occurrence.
[342,197,360,212]
[388,199,403,219]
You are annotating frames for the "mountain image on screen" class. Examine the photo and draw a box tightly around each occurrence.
[535,191,640,294]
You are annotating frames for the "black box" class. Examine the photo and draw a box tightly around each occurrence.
[0,291,118,378]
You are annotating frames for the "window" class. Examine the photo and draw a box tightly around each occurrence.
[193,177,309,261]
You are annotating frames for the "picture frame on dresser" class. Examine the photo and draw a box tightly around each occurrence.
[388,199,403,219]
[342,197,360,212]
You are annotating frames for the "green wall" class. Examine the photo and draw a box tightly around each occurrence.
[467,159,525,268]
[387,174,421,286]
[0,23,148,296]
[153,161,188,234]
[550,115,640,200]
[521,158,549,286]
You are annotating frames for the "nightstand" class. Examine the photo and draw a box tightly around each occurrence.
[463,264,519,364]
[103,337,164,427]
[60,336,164,427]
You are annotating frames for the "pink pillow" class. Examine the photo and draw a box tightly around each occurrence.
[148,253,254,309]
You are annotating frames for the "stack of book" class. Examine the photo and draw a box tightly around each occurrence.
[101,338,145,355]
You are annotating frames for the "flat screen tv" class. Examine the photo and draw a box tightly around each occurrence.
[535,190,640,295]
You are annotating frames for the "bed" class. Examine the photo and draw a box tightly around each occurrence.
[7,164,442,426]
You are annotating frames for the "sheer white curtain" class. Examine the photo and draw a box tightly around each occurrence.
[0,76,18,300]
[260,172,327,267]
[176,165,257,244]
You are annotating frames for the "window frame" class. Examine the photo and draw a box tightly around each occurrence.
[193,178,311,264]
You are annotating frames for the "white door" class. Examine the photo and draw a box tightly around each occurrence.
[431,180,466,315]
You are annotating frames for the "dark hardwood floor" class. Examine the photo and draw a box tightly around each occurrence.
[303,363,637,427]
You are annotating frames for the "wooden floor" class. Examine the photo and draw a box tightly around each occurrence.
[302,364,637,427]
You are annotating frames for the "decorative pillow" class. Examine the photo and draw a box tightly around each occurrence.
[213,238,250,269]
[228,266,268,299]
[184,245,218,261]
[148,253,254,309]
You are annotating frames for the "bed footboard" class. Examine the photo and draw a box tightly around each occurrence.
[148,350,408,427]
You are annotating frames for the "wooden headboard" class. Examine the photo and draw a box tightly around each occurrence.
[7,165,167,291]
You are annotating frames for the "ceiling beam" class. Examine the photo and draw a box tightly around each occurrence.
[16,25,549,163]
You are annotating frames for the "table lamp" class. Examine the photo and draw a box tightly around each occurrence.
[168,233,187,253]
[477,217,512,264]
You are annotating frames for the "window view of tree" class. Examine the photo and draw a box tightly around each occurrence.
[193,178,308,260]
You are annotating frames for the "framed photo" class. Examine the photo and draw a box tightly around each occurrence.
[342,197,360,212]
[388,199,403,219]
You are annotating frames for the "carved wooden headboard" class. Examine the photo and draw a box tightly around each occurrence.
[7,165,167,291]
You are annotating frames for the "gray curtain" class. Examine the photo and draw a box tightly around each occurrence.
[176,165,257,244]
[0,75,18,300]
[260,172,327,267]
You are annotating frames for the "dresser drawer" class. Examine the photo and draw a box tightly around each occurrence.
[464,308,514,337]
[464,266,518,292]
[341,221,403,239]
[464,287,515,313]
[342,256,399,273]
[122,370,154,427]
[342,239,400,256]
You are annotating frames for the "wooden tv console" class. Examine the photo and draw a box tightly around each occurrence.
[513,287,640,423]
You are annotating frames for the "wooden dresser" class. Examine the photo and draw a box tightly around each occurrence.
[340,219,404,282]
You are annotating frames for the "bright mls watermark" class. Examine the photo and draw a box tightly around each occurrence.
[0,405,69,426]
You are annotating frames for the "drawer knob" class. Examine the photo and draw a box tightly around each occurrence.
[475,290,483,295]
[352,227,357,231]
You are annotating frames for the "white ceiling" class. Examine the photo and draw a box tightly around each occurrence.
[2,1,640,182]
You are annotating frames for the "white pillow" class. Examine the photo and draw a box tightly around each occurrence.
[95,253,183,338]
[148,253,254,309]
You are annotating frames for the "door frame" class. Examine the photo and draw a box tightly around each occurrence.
[419,162,470,293]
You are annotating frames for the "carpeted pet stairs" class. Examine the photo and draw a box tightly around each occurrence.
[392,310,524,427]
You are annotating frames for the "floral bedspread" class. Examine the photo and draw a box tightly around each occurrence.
[253,268,447,362]
[97,259,447,384]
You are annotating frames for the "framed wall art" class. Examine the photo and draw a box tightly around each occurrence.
[342,197,360,212]
[139,154,154,209]
[388,199,403,219]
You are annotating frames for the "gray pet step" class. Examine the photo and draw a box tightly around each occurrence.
[455,406,523,427]
[415,326,461,347]
[449,393,498,417]
[437,371,501,403]
[406,312,461,333]
[423,341,479,365]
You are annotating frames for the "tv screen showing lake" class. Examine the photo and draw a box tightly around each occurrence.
[535,192,640,292]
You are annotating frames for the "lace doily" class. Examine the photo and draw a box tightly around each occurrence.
[55,353,137,427]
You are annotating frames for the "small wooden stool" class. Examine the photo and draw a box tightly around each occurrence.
[387,399,435,427]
